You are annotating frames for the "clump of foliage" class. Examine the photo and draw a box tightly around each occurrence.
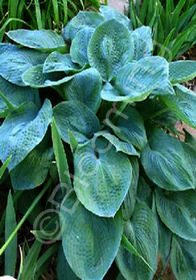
[129,0,196,60]
[0,0,101,42]
[0,5,196,280]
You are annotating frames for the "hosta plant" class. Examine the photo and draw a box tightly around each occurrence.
[0,5,196,280]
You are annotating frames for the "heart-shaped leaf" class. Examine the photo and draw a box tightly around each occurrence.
[10,136,53,190]
[0,99,52,170]
[70,27,94,66]
[0,76,40,117]
[112,56,169,102]
[106,105,147,150]
[62,11,104,41]
[94,131,139,156]
[88,19,133,81]
[161,84,196,129]
[141,129,195,191]
[22,64,74,88]
[43,52,80,74]
[169,60,196,84]
[0,43,47,86]
[116,201,158,280]
[53,101,100,144]
[61,68,102,113]
[100,5,132,29]
[156,188,196,241]
[74,137,132,217]
[131,26,153,60]
[7,29,66,52]
[60,192,123,280]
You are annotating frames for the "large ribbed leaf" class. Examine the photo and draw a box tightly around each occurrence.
[137,177,152,208]
[106,105,147,150]
[158,218,172,266]
[74,137,132,217]
[161,84,196,128]
[62,68,102,113]
[10,137,53,190]
[43,52,80,74]
[116,201,158,280]
[70,27,94,66]
[60,192,123,280]
[62,11,104,41]
[57,245,79,280]
[122,158,139,220]
[169,60,196,84]
[131,26,153,60]
[22,64,74,88]
[171,237,196,280]
[0,99,52,171]
[111,56,169,102]
[7,29,66,52]
[156,188,196,241]
[53,101,100,144]
[0,43,47,86]
[88,19,133,81]
[141,129,195,191]
[0,76,40,117]
[94,131,139,156]
[100,5,131,29]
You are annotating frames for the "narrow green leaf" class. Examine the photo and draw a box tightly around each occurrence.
[5,192,17,276]
[0,156,11,180]
[51,118,72,189]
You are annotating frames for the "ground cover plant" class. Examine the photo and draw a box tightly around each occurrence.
[0,5,196,280]
[128,0,196,60]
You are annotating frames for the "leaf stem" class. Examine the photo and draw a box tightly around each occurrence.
[0,179,52,256]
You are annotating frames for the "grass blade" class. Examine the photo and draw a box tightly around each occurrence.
[5,192,17,276]
[121,234,154,272]
[34,0,42,29]
[51,118,72,190]
[0,156,11,180]
[0,179,52,256]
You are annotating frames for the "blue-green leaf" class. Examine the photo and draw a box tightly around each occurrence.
[0,43,47,86]
[57,245,79,280]
[131,26,153,60]
[171,236,196,280]
[22,64,74,88]
[161,84,196,129]
[112,56,169,102]
[0,99,52,171]
[43,52,80,74]
[94,131,139,156]
[7,29,66,52]
[0,76,41,117]
[5,192,17,276]
[100,5,132,29]
[106,105,147,150]
[10,137,53,190]
[116,201,158,280]
[62,11,104,41]
[61,68,102,113]
[156,188,196,241]
[60,192,123,280]
[122,157,139,220]
[88,19,133,81]
[169,60,196,84]
[53,101,100,144]
[158,218,172,265]
[70,27,94,66]
[141,129,195,191]
[74,137,132,217]
[137,177,153,208]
